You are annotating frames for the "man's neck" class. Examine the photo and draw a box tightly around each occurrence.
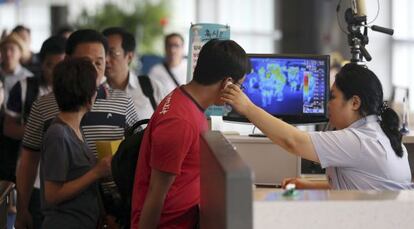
[181,81,219,110]
[44,78,52,88]
[167,58,182,68]
[108,71,129,90]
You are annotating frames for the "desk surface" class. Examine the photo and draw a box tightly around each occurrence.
[254,188,414,202]
[253,188,414,229]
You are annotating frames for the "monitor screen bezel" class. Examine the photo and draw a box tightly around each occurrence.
[223,53,330,124]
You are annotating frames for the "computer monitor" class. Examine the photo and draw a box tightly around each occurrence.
[224,54,330,124]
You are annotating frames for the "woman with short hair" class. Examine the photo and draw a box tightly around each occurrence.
[40,58,112,228]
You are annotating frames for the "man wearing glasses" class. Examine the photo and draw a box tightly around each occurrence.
[149,33,187,100]
[103,27,162,119]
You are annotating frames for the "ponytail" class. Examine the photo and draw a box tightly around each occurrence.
[379,103,403,157]
[334,64,404,157]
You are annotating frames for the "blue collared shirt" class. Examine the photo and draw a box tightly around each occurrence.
[309,115,413,190]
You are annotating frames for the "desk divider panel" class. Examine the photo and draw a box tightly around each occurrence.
[200,131,253,229]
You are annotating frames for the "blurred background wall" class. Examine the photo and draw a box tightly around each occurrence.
[1,0,413,109]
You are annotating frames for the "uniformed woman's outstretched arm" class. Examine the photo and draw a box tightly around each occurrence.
[221,83,319,163]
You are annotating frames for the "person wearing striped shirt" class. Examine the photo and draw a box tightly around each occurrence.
[15,29,139,229]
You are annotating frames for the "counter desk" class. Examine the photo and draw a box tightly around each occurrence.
[201,131,414,229]
[226,132,414,185]
[254,188,414,229]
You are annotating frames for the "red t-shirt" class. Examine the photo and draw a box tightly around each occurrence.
[131,87,208,229]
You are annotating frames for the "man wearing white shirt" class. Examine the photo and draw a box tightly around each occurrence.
[0,33,33,106]
[103,27,161,119]
[149,33,187,99]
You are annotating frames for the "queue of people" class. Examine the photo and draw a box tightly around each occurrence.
[0,23,413,229]
[0,25,190,228]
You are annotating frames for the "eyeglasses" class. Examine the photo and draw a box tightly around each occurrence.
[166,43,183,49]
[108,49,122,58]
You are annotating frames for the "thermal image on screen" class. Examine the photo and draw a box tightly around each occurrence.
[242,57,326,115]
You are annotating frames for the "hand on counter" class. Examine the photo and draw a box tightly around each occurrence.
[281,177,330,190]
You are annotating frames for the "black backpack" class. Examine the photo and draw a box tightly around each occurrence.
[111,118,150,228]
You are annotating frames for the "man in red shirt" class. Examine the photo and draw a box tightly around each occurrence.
[131,39,251,229]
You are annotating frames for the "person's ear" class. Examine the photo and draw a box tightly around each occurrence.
[87,93,97,111]
[351,95,361,111]
[220,77,233,89]
[126,52,134,65]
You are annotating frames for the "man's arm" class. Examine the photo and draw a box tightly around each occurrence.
[14,93,49,229]
[138,169,176,229]
[15,147,40,229]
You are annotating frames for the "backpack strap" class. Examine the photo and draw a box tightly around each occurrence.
[127,119,150,136]
[162,62,180,87]
[20,79,27,123]
[138,75,157,111]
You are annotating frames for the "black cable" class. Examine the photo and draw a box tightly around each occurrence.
[367,0,380,25]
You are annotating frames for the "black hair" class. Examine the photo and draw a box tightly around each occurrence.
[56,25,75,37]
[66,29,108,55]
[12,25,30,34]
[164,33,184,47]
[193,39,251,85]
[39,36,67,63]
[335,63,403,157]
[53,58,97,112]
[102,27,136,53]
